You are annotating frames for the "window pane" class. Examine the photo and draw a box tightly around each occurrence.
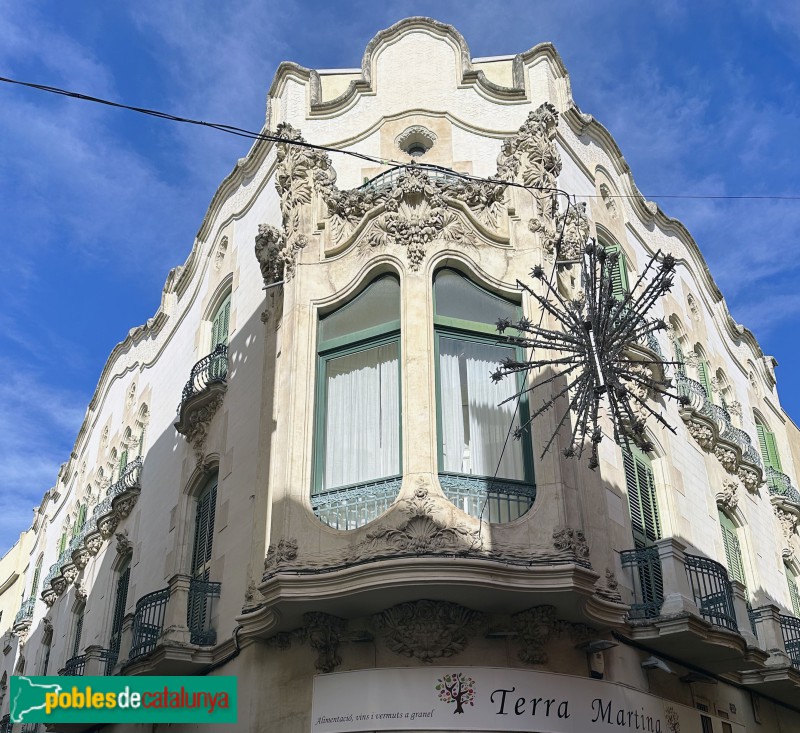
[322,342,400,490]
[320,276,400,343]
[434,269,517,324]
[439,337,524,480]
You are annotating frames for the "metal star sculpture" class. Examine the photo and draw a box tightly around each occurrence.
[492,240,688,470]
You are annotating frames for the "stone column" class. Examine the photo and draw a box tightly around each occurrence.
[159,574,192,645]
[730,580,757,645]
[752,605,791,666]
[655,537,700,616]
[83,645,106,676]
[113,612,135,673]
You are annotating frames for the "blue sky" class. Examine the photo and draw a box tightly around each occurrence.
[2,1,800,553]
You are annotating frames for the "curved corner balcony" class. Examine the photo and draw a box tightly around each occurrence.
[175,344,228,438]
[675,374,707,411]
[311,477,402,531]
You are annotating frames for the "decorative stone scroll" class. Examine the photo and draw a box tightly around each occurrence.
[775,506,798,561]
[372,600,484,663]
[552,527,590,560]
[716,479,739,511]
[185,393,224,463]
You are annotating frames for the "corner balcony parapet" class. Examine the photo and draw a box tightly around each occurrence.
[13,597,35,632]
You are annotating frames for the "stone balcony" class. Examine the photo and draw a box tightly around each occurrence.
[121,574,222,675]
[676,375,763,492]
[174,344,228,456]
[619,537,767,675]
[40,458,143,606]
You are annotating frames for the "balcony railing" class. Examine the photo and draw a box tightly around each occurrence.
[620,546,664,619]
[180,343,228,407]
[130,587,170,659]
[439,473,536,523]
[766,467,800,504]
[14,597,35,627]
[780,614,800,668]
[61,654,86,676]
[188,577,222,645]
[684,553,737,631]
[675,374,706,402]
[107,456,143,499]
[358,166,463,194]
[311,476,402,530]
[701,401,730,426]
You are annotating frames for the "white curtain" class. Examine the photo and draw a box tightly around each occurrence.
[323,343,399,490]
[439,337,525,480]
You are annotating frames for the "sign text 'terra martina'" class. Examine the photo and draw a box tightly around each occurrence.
[10,675,237,724]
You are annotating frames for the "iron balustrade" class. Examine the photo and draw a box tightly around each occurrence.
[620,546,664,619]
[14,597,35,627]
[61,654,86,676]
[684,553,737,631]
[93,497,113,519]
[188,578,222,645]
[311,476,403,530]
[780,614,800,668]
[358,166,464,194]
[130,587,170,659]
[743,444,763,468]
[107,456,143,499]
[179,343,228,408]
[676,374,706,402]
[766,467,800,504]
[746,600,758,638]
[701,401,731,426]
[438,473,536,523]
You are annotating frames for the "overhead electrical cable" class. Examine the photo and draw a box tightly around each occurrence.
[2,75,800,202]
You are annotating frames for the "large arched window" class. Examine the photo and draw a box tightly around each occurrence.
[312,275,401,529]
[434,269,534,522]
[191,474,218,581]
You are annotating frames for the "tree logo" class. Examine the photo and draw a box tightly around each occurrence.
[435,673,475,714]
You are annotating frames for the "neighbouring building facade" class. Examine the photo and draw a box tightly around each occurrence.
[2,16,800,733]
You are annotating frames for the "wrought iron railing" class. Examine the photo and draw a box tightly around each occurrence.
[61,653,86,676]
[98,647,118,676]
[721,424,750,452]
[180,343,228,407]
[93,496,113,520]
[14,597,35,627]
[675,374,706,403]
[684,553,737,631]
[620,546,664,619]
[358,166,463,194]
[130,587,169,659]
[438,473,536,523]
[746,600,758,637]
[701,401,731,426]
[743,444,763,468]
[107,456,143,499]
[188,578,221,645]
[766,467,800,504]
[311,476,402,530]
[780,614,800,668]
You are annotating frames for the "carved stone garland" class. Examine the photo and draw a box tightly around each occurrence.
[775,506,798,561]
[372,600,484,663]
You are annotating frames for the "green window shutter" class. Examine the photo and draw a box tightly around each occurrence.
[788,574,800,617]
[72,607,85,658]
[191,478,217,577]
[604,244,629,301]
[674,341,686,377]
[119,449,128,473]
[756,423,783,471]
[109,565,130,656]
[624,447,662,547]
[58,532,67,555]
[77,503,86,530]
[211,295,231,348]
[72,506,83,537]
[697,360,713,402]
[719,511,746,585]
[29,558,42,599]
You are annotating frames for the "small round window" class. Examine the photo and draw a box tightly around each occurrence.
[396,126,436,158]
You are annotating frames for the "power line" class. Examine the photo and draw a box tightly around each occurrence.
[2,75,800,203]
